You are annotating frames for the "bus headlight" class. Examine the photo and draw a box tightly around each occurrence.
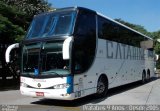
[53,83,70,89]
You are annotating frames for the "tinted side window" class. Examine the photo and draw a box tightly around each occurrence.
[98,16,144,47]
[73,11,96,74]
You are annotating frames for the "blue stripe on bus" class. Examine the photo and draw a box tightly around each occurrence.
[67,75,73,94]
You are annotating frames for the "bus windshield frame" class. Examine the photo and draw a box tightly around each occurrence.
[21,41,71,78]
[25,11,76,39]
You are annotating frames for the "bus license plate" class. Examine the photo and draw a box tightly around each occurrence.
[36,92,44,97]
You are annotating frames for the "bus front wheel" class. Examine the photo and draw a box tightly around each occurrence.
[96,75,108,97]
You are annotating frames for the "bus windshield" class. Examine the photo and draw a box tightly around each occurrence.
[22,41,70,77]
[26,11,76,39]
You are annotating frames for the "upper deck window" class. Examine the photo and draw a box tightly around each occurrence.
[26,11,76,39]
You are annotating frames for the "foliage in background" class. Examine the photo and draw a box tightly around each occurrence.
[0,0,52,43]
[0,1,25,43]
[0,14,24,43]
[4,0,51,15]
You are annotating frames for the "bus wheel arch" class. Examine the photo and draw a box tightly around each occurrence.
[96,74,108,97]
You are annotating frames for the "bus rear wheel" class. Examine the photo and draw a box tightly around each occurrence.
[96,75,108,97]
[146,70,150,82]
[142,71,146,84]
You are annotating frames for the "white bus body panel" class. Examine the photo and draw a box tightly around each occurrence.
[73,39,155,98]
[95,39,154,88]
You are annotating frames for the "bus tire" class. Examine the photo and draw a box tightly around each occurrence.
[96,75,108,97]
[142,71,146,84]
[146,69,150,82]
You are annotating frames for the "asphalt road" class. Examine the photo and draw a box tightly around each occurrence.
[0,77,160,111]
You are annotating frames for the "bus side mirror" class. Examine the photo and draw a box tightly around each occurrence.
[155,54,159,61]
[63,37,72,60]
[140,40,153,49]
[5,43,19,63]
[157,39,160,43]
[154,39,160,61]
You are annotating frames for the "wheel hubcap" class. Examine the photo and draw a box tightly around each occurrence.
[97,81,105,94]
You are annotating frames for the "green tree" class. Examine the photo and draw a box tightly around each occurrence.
[3,0,51,15]
[0,15,24,43]
[0,0,52,42]
[152,31,160,53]
[0,1,25,43]
[2,0,52,32]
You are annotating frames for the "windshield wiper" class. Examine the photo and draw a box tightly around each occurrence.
[22,72,34,77]
[43,72,63,78]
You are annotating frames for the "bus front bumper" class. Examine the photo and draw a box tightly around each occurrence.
[20,87,75,100]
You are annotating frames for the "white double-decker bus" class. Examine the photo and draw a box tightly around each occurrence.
[6,7,155,100]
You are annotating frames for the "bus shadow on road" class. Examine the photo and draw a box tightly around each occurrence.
[0,79,19,91]
[31,77,158,107]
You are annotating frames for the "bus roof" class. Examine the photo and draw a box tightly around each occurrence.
[35,6,153,40]
[76,7,153,41]
[97,12,153,40]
